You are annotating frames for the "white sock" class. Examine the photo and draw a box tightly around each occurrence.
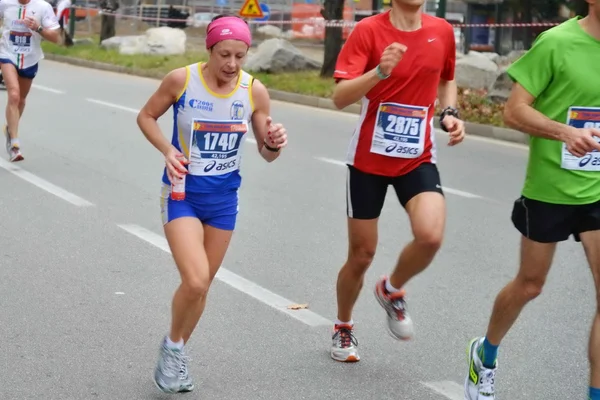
[166,336,184,349]
[10,138,19,147]
[335,319,353,326]
[385,278,401,293]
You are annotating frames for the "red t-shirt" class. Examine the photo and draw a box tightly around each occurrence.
[333,11,456,177]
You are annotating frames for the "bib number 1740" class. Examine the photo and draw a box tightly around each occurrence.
[203,132,238,151]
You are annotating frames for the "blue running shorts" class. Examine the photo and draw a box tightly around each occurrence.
[160,184,239,231]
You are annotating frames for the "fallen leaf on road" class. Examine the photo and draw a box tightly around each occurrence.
[287,303,309,310]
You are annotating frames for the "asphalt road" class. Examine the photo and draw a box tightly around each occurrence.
[0,60,595,400]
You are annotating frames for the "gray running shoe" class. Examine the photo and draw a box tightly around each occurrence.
[153,337,194,393]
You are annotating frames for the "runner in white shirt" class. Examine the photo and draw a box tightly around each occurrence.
[0,0,60,162]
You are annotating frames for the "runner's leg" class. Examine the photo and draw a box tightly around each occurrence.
[2,62,19,140]
[180,224,233,343]
[581,231,600,391]
[331,165,387,362]
[1,62,22,161]
[17,75,33,118]
[575,202,600,399]
[374,163,445,341]
[464,196,571,400]
[154,216,209,394]
[390,190,445,287]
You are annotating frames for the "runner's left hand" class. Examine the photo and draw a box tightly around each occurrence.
[443,115,465,146]
[265,116,287,149]
[22,16,39,31]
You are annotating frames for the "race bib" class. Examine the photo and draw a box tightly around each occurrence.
[561,107,600,171]
[9,30,32,54]
[188,119,247,176]
[371,102,428,159]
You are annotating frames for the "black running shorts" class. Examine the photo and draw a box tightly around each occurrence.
[511,196,600,243]
[346,162,444,220]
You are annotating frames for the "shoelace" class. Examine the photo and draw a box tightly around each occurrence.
[334,327,358,348]
[164,348,187,378]
[478,369,495,395]
[391,296,408,320]
[179,355,191,379]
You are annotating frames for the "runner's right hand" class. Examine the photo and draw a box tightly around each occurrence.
[164,146,188,183]
[379,42,407,76]
[565,128,600,158]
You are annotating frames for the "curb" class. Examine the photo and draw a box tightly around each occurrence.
[44,53,529,147]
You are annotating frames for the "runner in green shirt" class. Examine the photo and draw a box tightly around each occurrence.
[463,3,600,399]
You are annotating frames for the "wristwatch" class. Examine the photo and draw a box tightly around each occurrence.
[36,25,43,33]
[439,106,459,132]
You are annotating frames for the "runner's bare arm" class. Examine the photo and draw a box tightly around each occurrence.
[137,68,187,156]
[437,79,457,109]
[332,69,381,110]
[504,83,575,141]
[251,78,285,162]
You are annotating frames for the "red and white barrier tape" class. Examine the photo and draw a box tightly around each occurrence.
[74,7,560,29]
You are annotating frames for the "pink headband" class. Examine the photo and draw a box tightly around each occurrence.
[206,17,252,49]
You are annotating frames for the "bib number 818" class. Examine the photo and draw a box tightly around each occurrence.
[386,115,420,136]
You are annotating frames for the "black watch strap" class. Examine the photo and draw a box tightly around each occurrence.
[263,141,279,152]
[439,106,459,132]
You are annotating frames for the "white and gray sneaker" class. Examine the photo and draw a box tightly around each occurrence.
[373,276,414,341]
[153,337,194,394]
[4,126,23,162]
[330,323,360,362]
[464,337,496,400]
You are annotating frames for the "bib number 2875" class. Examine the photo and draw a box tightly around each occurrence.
[371,102,428,159]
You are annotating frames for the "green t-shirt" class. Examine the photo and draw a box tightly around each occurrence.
[507,16,600,205]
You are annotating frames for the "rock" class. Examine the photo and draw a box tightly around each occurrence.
[143,26,186,55]
[455,53,500,90]
[256,25,282,38]
[244,38,321,73]
[488,67,513,103]
[100,27,186,55]
[505,49,526,64]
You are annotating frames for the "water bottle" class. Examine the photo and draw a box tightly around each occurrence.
[170,155,186,201]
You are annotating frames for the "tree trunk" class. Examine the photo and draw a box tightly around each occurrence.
[319,0,345,78]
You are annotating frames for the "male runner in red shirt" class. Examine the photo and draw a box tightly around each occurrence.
[329,0,466,362]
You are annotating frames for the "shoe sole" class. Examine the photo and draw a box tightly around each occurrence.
[152,370,194,394]
[330,352,360,363]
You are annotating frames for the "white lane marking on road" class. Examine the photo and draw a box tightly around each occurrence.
[86,98,139,114]
[314,157,484,200]
[0,159,95,207]
[315,157,345,167]
[117,224,332,327]
[115,292,125,295]
[32,84,64,94]
[421,381,464,400]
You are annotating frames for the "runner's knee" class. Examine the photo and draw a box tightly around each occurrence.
[347,244,376,272]
[181,274,210,299]
[412,225,443,251]
[514,274,545,301]
[7,86,19,105]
